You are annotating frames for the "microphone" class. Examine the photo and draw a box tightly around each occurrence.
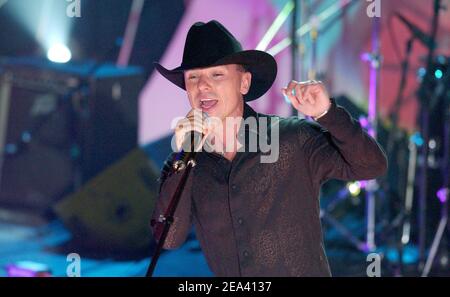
[395,12,436,49]
[173,112,209,171]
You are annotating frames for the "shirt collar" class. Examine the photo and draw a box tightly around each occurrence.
[240,102,260,136]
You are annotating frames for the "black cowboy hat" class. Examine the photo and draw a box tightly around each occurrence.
[154,20,277,101]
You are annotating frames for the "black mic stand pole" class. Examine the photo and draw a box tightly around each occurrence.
[146,135,200,277]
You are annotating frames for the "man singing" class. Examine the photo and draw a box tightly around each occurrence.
[151,20,387,276]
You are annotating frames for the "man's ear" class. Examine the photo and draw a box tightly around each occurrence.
[240,72,252,95]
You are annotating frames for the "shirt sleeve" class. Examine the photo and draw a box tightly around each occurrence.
[298,98,388,185]
[150,153,193,250]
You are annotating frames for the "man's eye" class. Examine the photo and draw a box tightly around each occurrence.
[213,73,223,77]
[188,75,198,80]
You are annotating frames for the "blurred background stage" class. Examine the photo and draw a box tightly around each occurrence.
[0,0,449,277]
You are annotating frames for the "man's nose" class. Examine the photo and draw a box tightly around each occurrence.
[198,76,211,91]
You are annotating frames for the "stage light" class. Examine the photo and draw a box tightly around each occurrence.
[417,67,426,79]
[347,181,361,197]
[437,188,448,204]
[428,139,437,150]
[255,0,294,51]
[6,0,74,59]
[6,261,52,277]
[358,116,369,130]
[21,131,32,143]
[385,245,419,264]
[410,132,424,147]
[47,43,72,63]
[434,69,443,79]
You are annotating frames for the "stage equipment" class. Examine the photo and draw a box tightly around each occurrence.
[0,57,144,214]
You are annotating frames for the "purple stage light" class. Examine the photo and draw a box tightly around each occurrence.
[437,188,448,204]
[5,261,52,277]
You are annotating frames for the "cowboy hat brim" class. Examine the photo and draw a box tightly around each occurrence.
[154,50,277,102]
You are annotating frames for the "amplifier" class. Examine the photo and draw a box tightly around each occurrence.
[0,57,145,213]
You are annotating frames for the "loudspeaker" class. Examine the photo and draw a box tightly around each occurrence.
[53,148,159,255]
[0,57,144,213]
[76,62,144,182]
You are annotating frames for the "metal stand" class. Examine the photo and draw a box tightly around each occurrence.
[146,130,203,277]
[305,1,382,253]
[382,32,416,275]
[363,15,382,252]
[422,104,449,276]
[416,0,441,269]
[146,156,197,277]
[321,10,383,254]
[258,0,379,253]
[0,72,12,192]
[320,208,368,252]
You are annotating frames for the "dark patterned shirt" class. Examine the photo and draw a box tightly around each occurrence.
[151,99,387,276]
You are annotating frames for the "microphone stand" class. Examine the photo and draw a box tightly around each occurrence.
[383,35,415,276]
[416,0,441,270]
[146,136,200,277]
[422,92,449,276]
[363,14,382,253]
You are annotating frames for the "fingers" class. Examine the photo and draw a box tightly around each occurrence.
[282,80,300,109]
[298,84,315,105]
[282,89,300,110]
[294,84,308,105]
[282,80,322,107]
[175,109,209,150]
[185,109,208,132]
[175,117,203,135]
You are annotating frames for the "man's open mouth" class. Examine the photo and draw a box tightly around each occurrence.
[200,99,219,110]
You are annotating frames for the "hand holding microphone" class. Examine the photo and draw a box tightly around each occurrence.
[174,109,210,153]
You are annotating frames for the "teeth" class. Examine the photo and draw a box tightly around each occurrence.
[200,98,218,109]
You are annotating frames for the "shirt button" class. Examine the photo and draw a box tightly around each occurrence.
[243,251,249,257]
[238,218,244,225]
[231,184,237,191]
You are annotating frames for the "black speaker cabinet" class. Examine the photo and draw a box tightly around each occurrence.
[0,57,144,213]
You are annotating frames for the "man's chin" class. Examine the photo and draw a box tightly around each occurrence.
[203,109,221,119]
